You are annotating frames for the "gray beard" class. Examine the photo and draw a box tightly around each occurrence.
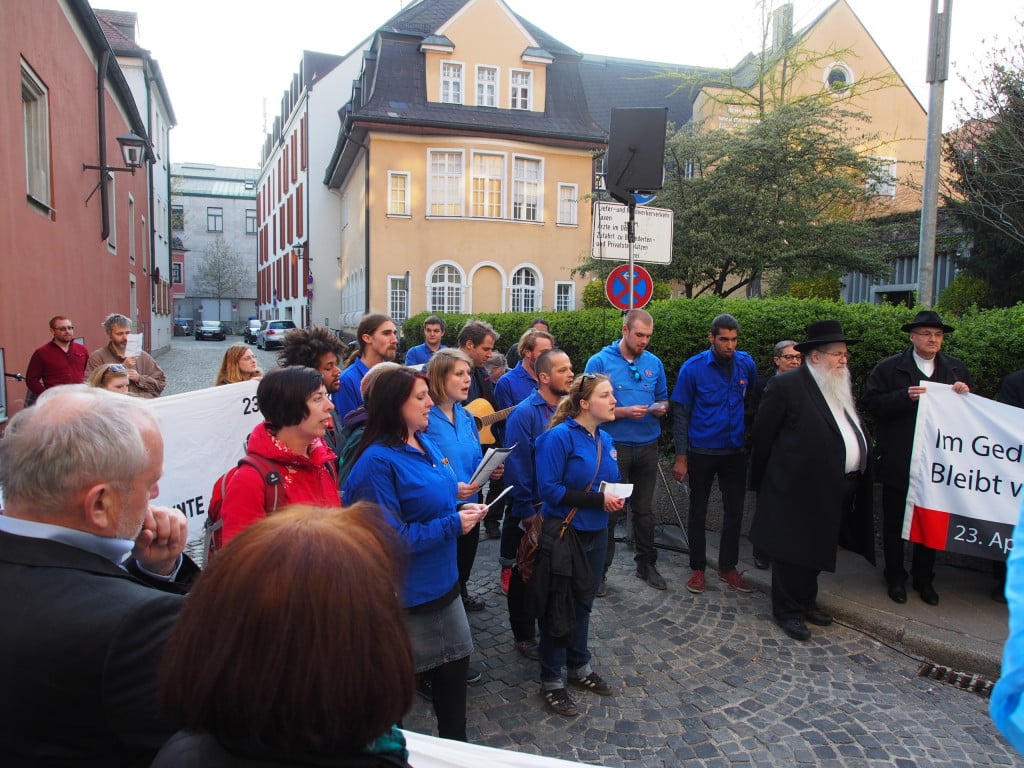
[807,361,856,415]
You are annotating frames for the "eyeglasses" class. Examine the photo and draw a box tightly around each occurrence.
[106,363,127,372]
[627,362,641,382]
[580,373,598,381]
[778,353,802,361]
[53,325,74,331]
[821,350,850,360]
[240,355,257,362]
[912,330,944,339]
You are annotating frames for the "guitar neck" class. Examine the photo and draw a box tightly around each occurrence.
[479,406,515,427]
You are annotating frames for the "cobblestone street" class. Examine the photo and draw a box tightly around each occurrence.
[157,338,1022,767]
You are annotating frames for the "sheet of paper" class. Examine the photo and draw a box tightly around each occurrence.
[125,333,143,358]
[599,481,633,499]
[469,443,516,486]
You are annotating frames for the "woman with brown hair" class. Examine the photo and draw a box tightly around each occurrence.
[153,503,414,766]
[214,343,263,386]
[534,373,624,717]
[343,366,487,742]
[88,362,130,393]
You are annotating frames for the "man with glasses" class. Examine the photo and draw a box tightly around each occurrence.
[585,308,669,591]
[861,310,972,606]
[746,339,802,569]
[671,314,758,595]
[25,315,89,402]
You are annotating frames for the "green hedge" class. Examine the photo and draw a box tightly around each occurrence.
[403,298,1024,399]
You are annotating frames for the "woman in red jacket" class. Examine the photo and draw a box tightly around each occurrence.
[220,366,340,546]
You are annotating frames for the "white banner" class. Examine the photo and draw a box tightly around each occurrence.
[141,380,263,541]
[402,729,592,767]
[905,383,1024,561]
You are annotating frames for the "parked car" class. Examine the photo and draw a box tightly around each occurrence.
[257,320,297,350]
[243,319,262,344]
[195,320,227,341]
[173,317,193,336]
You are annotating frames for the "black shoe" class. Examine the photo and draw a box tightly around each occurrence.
[415,676,433,701]
[914,582,939,606]
[636,563,667,590]
[775,617,811,642]
[484,521,501,539]
[568,670,613,696]
[805,609,833,626]
[754,557,770,570]
[466,665,483,685]
[462,594,486,612]
[541,686,578,717]
[887,584,907,604]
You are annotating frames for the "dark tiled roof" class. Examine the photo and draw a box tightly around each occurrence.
[326,0,606,186]
[577,54,721,132]
[302,50,345,89]
[94,8,145,55]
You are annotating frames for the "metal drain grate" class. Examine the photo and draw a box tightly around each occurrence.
[917,662,995,697]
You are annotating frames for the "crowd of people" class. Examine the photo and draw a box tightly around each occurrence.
[4,305,1023,764]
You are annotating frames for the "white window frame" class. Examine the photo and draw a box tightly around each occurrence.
[510,69,532,110]
[470,152,505,219]
[428,150,465,217]
[476,65,498,107]
[388,274,409,326]
[555,281,576,311]
[428,263,464,314]
[557,183,578,226]
[128,194,136,263]
[22,59,51,209]
[171,204,184,230]
[388,171,411,216]
[512,155,543,222]
[441,61,464,105]
[510,267,540,313]
[867,156,897,198]
[246,208,257,234]
[105,173,117,250]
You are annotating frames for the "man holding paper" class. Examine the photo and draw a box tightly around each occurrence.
[85,313,166,398]
[861,310,971,606]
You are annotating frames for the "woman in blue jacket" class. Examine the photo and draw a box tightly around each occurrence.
[343,367,487,742]
[534,372,625,717]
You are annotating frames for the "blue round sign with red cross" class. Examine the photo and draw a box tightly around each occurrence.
[605,264,653,310]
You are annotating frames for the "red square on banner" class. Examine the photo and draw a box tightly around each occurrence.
[909,505,951,549]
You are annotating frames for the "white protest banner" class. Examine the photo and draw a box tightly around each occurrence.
[905,383,1024,561]
[141,380,263,541]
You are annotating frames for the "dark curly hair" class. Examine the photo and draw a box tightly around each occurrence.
[277,326,348,370]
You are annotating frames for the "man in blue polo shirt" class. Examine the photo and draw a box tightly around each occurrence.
[671,313,758,595]
[494,329,554,410]
[584,308,669,591]
[404,315,446,367]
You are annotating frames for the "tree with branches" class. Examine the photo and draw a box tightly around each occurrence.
[193,236,248,318]
[943,22,1024,306]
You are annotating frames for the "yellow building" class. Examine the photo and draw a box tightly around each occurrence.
[310,0,938,330]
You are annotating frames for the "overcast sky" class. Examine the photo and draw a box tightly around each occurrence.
[88,0,1020,169]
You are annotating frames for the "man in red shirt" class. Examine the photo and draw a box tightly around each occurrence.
[25,316,89,401]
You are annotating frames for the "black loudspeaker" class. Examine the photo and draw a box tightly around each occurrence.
[605,107,668,205]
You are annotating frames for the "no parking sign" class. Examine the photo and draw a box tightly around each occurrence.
[605,264,653,310]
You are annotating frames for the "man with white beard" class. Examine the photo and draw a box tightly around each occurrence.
[749,320,876,642]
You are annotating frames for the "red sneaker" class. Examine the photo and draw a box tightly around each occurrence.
[500,567,511,594]
[686,570,705,594]
[718,569,755,593]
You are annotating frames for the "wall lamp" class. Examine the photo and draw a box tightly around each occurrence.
[83,132,149,175]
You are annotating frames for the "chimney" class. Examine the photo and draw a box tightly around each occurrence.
[772,3,794,53]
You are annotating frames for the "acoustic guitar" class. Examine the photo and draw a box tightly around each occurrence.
[464,398,516,445]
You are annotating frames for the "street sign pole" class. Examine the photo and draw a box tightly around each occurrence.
[627,199,637,311]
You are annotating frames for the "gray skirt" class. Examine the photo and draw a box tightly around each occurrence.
[404,595,474,674]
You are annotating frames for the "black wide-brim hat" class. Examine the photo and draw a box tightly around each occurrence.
[901,309,954,334]
[793,320,860,353]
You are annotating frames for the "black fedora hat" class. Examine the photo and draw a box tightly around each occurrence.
[901,310,954,334]
[793,320,860,353]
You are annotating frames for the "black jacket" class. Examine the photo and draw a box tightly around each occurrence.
[151,731,411,768]
[860,348,972,487]
[0,532,197,767]
[750,367,875,571]
[530,518,592,645]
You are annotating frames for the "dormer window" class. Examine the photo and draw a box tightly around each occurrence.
[441,62,463,105]
[477,66,497,107]
[510,69,531,110]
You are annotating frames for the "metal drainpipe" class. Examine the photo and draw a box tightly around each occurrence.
[97,50,110,242]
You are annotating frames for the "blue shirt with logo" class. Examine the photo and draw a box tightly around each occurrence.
[670,348,757,452]
[584,342,667,446]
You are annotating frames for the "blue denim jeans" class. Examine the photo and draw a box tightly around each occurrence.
[539,525,607,685]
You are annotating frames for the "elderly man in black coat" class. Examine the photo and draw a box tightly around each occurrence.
[750,321,875,642]
[860,310,972,607]
[0,386,197,767]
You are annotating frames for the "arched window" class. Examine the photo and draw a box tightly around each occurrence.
[510,267,539,313]
[429,264,463,314]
